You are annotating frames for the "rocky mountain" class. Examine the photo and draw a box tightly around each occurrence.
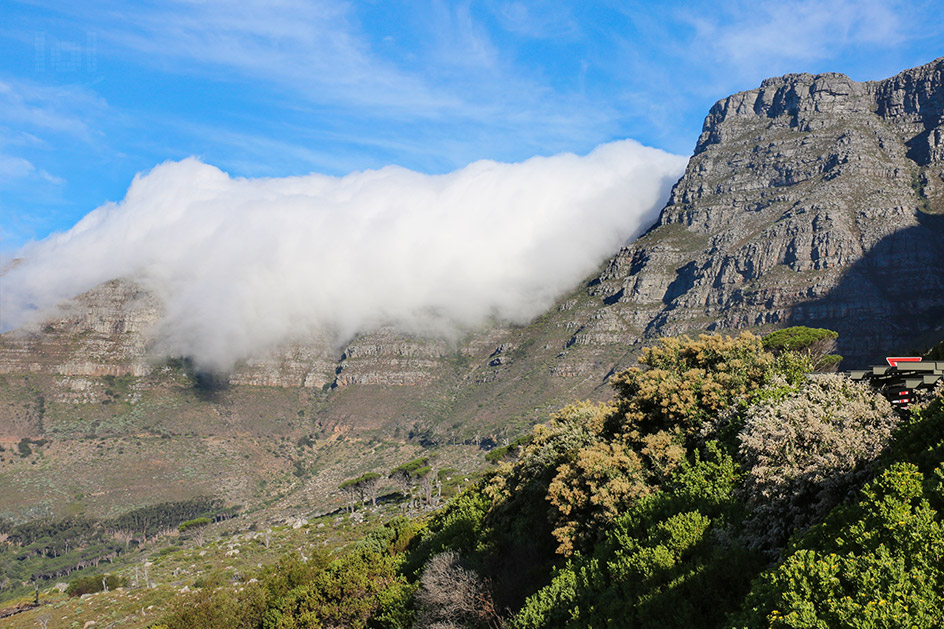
[3,57,944,522]
[589,56,944,363]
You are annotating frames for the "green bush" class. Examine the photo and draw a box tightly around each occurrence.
[16,438,32,457]
[609,333,777,438]
[162,521,416,629]
[162,580,268,629]
[762,326,837,353]
[262,547,414,629]
[762,326,841,371]
[730,463,944,628]
[485,434,533,463]
[65,573,127,597]
[515,442,762,629]
[178,517,212,533]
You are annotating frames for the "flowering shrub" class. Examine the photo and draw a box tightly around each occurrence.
[738,374,898,549]
[730,463,944,628]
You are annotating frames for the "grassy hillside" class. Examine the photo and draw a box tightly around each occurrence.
[9,330,943,627]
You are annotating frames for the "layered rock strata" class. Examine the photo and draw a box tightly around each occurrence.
[586,57,944,363]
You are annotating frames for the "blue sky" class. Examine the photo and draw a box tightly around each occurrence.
[1,0,943,251]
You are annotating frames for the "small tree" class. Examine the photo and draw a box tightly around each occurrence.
[339,473,382,511]
[415,466,434,506]
[355,472,381,507]
[338,478,361,513]
[762,326,841,371]
[390,457,431,510]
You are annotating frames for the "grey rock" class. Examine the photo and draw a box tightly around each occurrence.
[588,56,944,363]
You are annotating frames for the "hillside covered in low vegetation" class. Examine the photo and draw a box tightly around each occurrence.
[128,329,944,628]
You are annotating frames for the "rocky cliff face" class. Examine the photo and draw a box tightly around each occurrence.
[0,279,162,378]
[587,57,944,363]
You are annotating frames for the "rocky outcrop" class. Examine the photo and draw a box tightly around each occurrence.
[0,279,162,378]
[228,337,337,388]
[333,328,451,387]
[586,57,944,363]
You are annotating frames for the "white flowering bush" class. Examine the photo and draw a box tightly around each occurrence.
[738,374,898,549]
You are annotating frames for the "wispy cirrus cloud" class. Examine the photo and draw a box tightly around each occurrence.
[0,77,109,246]
[684,0,903,74]
[103,0,455,114]
[0,78,105,142]
[47,0,612,143]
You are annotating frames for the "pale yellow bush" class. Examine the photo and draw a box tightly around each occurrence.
[547,441,649,555]
[738,374,899,549]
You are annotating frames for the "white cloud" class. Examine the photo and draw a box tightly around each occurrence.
[1,140,686,371]
[0,155,35,180]
[687,0,903,72]
[104,0,455,114]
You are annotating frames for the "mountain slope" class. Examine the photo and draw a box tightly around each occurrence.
[588,57,944,363]
[4,58,944,522]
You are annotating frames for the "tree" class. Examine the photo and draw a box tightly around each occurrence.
[339,473,383,512]
[390,458,431,510]
[354,472,382,507]
[415,466,434,506]
[339,478,361,513]
[761,326,841,371]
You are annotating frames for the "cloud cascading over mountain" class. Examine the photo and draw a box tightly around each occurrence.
[1,140,686,371]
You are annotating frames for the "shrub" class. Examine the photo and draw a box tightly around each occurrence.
[414,550,499,628]
[737,374,898,549]
[762,326,841,371]
[411,488,491,564]
[730,463,944,628]
[515,443,763,629]
[547,441,649,555]
[162,580,268,629]
[261,547,414,629]
[485,434,533,463]
[65,573,127,597]
[16,438,32,457]
[178,517,211,533]
[609,333,776,440]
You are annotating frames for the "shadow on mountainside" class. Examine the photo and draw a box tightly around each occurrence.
[167,357,230,401]
[787,211,944,366]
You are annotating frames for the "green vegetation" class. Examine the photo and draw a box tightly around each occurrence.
[14,330,944,628]
[157,520,419,629]
[178,517,212,533]
[0,497,232,604]
[65,573,126,597]
[484,433,533,463]
[15,437,47,458]
[762,326,842,370]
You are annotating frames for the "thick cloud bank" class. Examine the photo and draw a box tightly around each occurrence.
[2,140,686,370]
